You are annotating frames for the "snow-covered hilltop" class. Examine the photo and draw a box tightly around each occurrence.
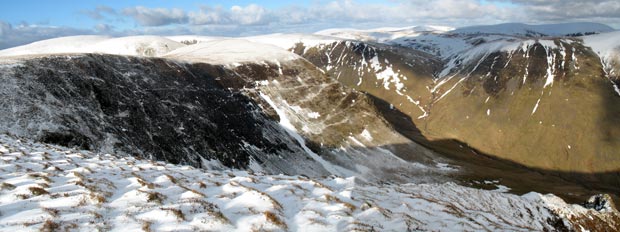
[0,135,617,231]
[452,22,614,37]
[0,36,184,57]
[163,39,300,65]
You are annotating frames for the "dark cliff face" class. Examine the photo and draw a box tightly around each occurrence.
[0,54,329,176]
[0,53,452,183]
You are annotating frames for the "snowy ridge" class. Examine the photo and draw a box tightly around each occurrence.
[0,36,184,57]
[584,31,620,57]
[245,33,339,52]
[0,135,617,231]
[315,25,453,43]
[452,22,614,36]
[0,35,304,65]
[584,31,620,89]
[166,35,227,44]
[163,39,301,65]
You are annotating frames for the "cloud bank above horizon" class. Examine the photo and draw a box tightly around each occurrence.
[1,0,619,49]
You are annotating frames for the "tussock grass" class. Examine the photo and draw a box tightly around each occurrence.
[0,182,16,190]
[264,211,287,229]
[28,186,49,196]
[42,208,59,217]
[144,191,166,204]
[164,174,178,184]
[161,207,185,221]
[141,220,152,232]
[40,219,59,232]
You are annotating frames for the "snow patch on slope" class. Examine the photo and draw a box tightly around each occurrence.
[584,31,620,75]
[259,92,350,176]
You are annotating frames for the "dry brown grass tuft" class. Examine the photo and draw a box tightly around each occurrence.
[264,211,287,229]
[312,180,333,192]
[141,220,152,232]
[164,174,178,184]
[0,182,16,190]
[28,186,49,196]
[91,211,103,220]
[15,193,30,199]
[308,218,328,226]
[71,171,85,180]
[89,192,107,204]
[28,173,52,183]
[42,208,59,217]
[178,184,206,197]
[239,183,283,211]
[146,191,166,204]
[40,219,60,232]
[324,194,356,212]
[161,207,185,221]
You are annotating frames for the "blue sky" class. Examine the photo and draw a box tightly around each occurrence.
[1,1,309,29]
[0,0,392,30]
[1,0,619,48]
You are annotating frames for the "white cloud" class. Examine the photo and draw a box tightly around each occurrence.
[188,6,230,25]
[81,5,117,20]
[230,4,269,25]
[92,1,620,30]
[122,6,187,27]
[0,21,93,49]
[0,21,10,38]
[95,23,114,33]
[521,0,620,20]
[187,4,269,26]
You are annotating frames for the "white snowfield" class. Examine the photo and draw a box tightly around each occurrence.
[0,36,184,57]
[315,25,454,43]
[0,135,615,231]
[163,39,300,65]
[244,33,340,51]
[452,22,614,36]
[0,35,304,65]
[584,31,620,72]
[316,23,619,60]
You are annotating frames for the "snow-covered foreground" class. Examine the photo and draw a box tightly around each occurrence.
[0,135,617,231]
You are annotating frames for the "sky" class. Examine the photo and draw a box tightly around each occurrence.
[1,0,619,49]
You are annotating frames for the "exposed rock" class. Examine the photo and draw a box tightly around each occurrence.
[585,194,617,212]
[0,54,330,176]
